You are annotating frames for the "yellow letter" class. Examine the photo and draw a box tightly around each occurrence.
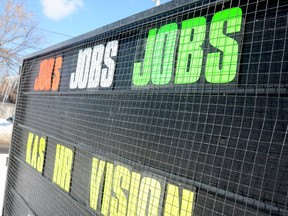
[36,137,46,173]
[101,162,114,216]
[110,165,131,216]
[164,184,195,216]
[52,144,62,183]
[31,135,39,168]
[127,172,141,216]
[52,144,74,192]
[61,147,73,191]
[26,132,34,164]
[137,177,162,216]
[90,158,105,210]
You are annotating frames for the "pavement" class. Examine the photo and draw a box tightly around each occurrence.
[0,151,8,213]
[0,146,9,154]
[0,119,12,147]
[0,118,12,213]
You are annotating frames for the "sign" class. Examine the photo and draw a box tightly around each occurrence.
[3,0,288,215]
[132,7,242,86]
[22,129,196,216]
[30,7,244,94]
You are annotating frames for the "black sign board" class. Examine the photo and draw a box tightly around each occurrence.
[3,0,288,215]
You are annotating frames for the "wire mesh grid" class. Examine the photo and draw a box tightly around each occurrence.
[2,0,288,215]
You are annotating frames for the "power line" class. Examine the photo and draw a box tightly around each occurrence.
[35,27,74,38]
[7,20,74,38]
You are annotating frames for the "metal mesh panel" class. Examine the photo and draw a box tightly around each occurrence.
[3,0,288,215]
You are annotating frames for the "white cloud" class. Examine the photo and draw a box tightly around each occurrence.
[41,0,83,21]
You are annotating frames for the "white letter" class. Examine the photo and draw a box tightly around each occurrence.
[69,49,83,89]
[88,44,105,88]
[78,47,92,89]
[100,40,118,87]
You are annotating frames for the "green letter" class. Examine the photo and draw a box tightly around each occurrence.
[206,7,242,83]
[151,23,178,85]
[132,29,157,86]
[175,17,206,84]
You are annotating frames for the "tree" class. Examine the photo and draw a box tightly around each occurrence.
[0,0,40,76]
[0,75,18,103]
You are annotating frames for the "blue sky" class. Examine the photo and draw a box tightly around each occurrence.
[25,0,172,55]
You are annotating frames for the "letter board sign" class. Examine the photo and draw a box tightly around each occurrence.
[3,0,288,215]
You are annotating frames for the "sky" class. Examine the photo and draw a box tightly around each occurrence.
[24,0,172,56]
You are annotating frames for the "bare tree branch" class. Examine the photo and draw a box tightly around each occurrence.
[0,0,40,76]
